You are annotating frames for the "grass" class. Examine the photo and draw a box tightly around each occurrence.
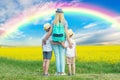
[0,46,120,79]
[0,58,120,80]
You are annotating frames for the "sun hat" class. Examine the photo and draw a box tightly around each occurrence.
[68,29,74,36]
[44,23,51,30]
[56,8,63,13]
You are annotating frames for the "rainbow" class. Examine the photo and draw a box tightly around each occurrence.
[0,2,119,39]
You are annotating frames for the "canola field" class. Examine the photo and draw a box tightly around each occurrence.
[0,46,120,63]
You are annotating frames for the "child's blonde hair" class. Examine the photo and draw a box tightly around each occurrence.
[44,23,51,31]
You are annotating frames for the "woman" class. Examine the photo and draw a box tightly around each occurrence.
[42,8,72,75]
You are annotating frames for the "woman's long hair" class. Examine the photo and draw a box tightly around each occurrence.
[53,13,66,25]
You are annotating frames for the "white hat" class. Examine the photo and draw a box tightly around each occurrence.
[68,29,74,36]
[44,23,51,30]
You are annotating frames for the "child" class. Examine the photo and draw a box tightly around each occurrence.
[61,29,76,76]
[42,23,52,76]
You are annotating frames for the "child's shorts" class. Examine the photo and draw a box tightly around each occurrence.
[66,57,75,64]
[43,51,52,59]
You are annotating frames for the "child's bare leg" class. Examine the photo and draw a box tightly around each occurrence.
[43,59,46,74]
[72,63,75,75]
[44,59,50,74]
[68,64,72,75]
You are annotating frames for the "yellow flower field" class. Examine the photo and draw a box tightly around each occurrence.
[0,46,120,63]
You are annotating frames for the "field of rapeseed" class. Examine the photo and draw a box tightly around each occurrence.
[0,46,120,80]
[0,46,120,63]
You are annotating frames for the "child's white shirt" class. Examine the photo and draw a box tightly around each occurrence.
[65,38,76,57]
[42,33,52,52]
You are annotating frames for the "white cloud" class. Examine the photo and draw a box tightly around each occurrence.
[74,27,120,45]
[33,16,52,25]
[0,37,42,46]
[17,0,34,9]
[83,23,97,29]
[17,0,47,9]
[0,25,5,30]
[0,0,21,23]
[0,8,6,17]
[6,30,26,39]
[25,37,42,46]
[32,8,53,25]
[0,0,48,23]
[28,37,33,40]
[111,16,120,28]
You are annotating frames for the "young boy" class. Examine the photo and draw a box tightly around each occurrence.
[61,29,76,76]
[42,23,52,76]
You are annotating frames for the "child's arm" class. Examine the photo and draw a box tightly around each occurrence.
[64,27,72,48]
[43,27,52,44]
[60,42,67,48]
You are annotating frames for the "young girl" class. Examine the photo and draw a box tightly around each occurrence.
[42,23,52,76]
[61,29,76,76]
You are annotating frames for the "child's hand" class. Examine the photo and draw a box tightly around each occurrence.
[42,39,46,45]
[50,40,53,44]
[69,42,73,49]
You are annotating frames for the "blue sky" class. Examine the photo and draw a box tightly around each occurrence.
[82,0,120,13]
[0,0,120,46]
